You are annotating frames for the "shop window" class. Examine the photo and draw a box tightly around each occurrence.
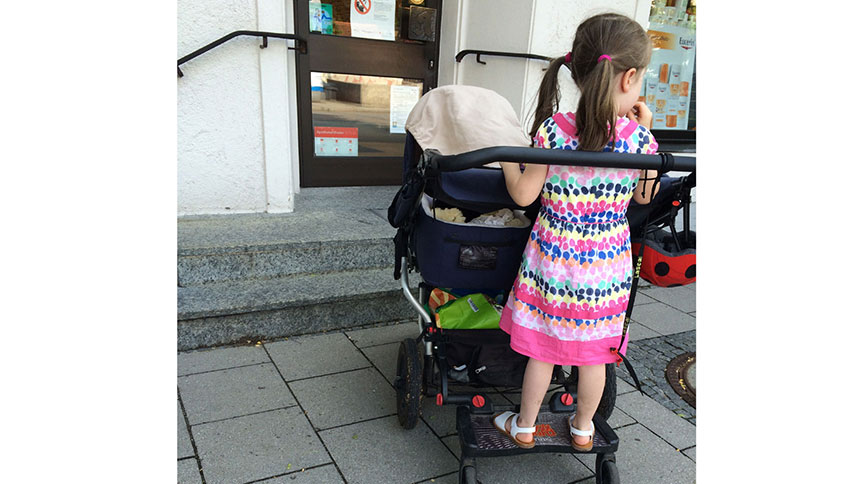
[642,0,696,151]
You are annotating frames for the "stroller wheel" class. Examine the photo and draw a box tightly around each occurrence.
[564,363,617,420]
[595,453,620,484]
[459,465,477,484]
[459,456,478,484]
[395,338,423,429]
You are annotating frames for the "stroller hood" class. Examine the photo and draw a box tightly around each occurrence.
[405,85,531,157]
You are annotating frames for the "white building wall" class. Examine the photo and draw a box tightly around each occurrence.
[177,0,296,215]
[439,0,651,135]
[441,0,536,121]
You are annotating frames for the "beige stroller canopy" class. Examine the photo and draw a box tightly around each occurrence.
[405,85,531,159]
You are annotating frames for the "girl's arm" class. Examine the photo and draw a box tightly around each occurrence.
[500,162,547,207]
[631,169,660,204]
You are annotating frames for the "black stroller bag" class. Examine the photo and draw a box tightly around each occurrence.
[414,190,531,291]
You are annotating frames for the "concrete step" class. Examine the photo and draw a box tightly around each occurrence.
[178,200,397,286]
[178,237,395,286]
[177,186,409,350]
[177,266,420,351]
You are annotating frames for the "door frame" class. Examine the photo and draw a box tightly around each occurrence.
[294,0,443,187]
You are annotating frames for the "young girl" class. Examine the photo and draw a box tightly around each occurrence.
[493,13,660,451]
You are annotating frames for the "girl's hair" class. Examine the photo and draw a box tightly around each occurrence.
[530,13,652,151]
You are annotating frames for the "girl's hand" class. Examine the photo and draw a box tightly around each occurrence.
[626,102,653,130]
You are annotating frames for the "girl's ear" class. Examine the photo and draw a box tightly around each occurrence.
[620,68,638,93]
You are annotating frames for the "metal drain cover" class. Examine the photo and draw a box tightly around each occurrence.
[665,352,696,408]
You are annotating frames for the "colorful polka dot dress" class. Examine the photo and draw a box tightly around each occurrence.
[498,112,659,365]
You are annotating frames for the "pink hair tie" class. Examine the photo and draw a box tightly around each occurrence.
[598,54,612,63]
[564,52,572,63]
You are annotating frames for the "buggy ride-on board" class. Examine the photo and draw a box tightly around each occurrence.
[455,399,621,484]
[457,400,618,458]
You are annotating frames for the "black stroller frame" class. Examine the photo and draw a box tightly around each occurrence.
[391,143,695,484]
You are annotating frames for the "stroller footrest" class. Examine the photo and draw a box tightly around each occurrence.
[456,405,619,457]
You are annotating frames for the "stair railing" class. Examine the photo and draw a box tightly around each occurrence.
[178,30,307,77]
[455,49,552,65]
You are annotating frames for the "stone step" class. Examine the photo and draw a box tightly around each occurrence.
[178,266,420,350]
[178,237,394,286]
[178,192,397,286]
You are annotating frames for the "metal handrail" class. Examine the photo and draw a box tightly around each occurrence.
[455,49,552,65]
[177,30,307,77]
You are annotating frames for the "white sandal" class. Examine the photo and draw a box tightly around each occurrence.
[492,411,536,449]
[569,414,595,451]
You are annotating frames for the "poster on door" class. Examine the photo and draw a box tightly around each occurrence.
[642,23,695,130]
[350,0,395,41]
[314,127,358,156]
[389,85,420,134]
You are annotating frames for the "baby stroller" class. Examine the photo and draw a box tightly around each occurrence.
[387,85,695,484]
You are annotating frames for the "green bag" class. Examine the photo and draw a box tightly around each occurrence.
[435,293,501,330]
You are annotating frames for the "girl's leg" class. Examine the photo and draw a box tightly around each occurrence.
[506,357,554,443]
[571,364,606,445]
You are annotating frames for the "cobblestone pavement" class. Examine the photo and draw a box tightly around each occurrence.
[618,330,696,425]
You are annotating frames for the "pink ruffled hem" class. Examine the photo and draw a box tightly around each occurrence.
[499,304,629,366]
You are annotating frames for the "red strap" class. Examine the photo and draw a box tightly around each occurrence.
[609,348,623,367]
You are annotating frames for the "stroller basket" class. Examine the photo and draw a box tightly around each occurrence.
[414,193,531,291]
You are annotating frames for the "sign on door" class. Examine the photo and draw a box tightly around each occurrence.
[314,127,359,157]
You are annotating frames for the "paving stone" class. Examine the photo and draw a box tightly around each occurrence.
[178,363,296,424]
[266,332,371,381]
[361,341,399,385]
[616,376,636,394]
[177,458,202,484]
[640,285,696,313]
[628,322,661,341]
[345,320,421,348]
[608,407,636,429]
[632,292,659,306]
[577,424,695,484]
[615,391,696,450]
[193,407,330,484]
[289,367,395,430]
[630,302,696,336]
[683,446,696,462]
[420,398,459,438]
[257,464,344,483]
[441,434,460,457]
[178,344,270,376]
[178,400,194,458]
[319,415,458,484]
[416,471,459,484]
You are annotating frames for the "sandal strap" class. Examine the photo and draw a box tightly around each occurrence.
[509,413,536,436]
[569,416,594,437]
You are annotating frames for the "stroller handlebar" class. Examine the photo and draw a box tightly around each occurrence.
[424,146,695,174]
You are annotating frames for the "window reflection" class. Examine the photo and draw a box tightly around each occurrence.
[312,72,423,157]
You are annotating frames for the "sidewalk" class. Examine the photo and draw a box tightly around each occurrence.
[178,283,696,484]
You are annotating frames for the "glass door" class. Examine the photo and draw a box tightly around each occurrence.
[296,0,443,186]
